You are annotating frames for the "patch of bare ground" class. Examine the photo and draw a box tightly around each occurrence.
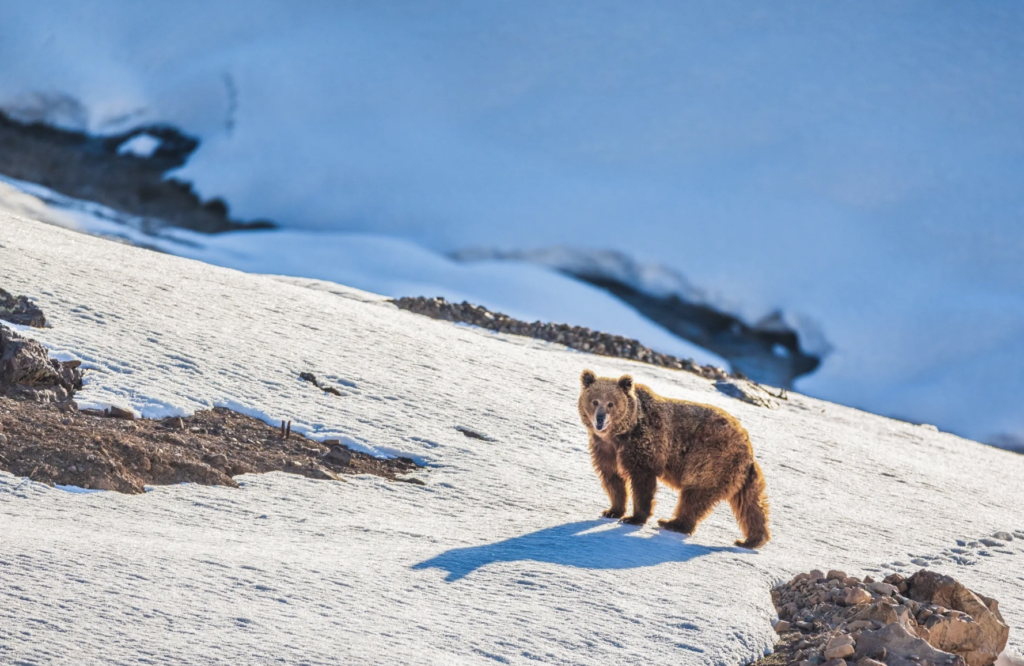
[0,398,423,494]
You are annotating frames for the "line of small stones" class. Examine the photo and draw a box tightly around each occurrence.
[391,296,732,380]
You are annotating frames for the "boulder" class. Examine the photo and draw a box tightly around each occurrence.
[0,324,60,386]
[0,324,82,396]
[854,623,966,666]
[324,446,352,466]
[0,288,46,327]
[906,570,1009,666]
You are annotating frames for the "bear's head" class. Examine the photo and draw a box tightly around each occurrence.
[578,369,636,436]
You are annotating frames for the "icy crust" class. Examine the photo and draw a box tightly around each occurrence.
[1,216,1023,665]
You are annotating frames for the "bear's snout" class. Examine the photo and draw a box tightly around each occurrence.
[594,408,608,431]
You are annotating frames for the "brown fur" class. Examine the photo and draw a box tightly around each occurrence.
[578,369,770,549]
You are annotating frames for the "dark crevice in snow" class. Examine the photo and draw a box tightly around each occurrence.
[575,275,820,388]
[453,248,824,388]
[0,111,272,234]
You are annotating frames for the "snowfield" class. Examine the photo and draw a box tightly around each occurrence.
[1,216,1023,665]
[1,2,1023,447]
[0,175,725,372]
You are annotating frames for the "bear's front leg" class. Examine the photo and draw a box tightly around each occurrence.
[599,469,627,519]
[591,437,627,519]
[620,470,656,525]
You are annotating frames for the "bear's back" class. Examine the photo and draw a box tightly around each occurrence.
[637,384,752,455]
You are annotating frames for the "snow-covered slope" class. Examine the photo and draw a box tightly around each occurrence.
[2,215,1022,665]
[0,176,723,369]
[1,1,1022,446]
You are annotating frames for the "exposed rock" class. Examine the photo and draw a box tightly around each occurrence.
[714,378,780,409]
[323,446,352,466]
[844,587,873,606]
[0,288,46,327]
[824,642,855,660]
[455,425,496,442]
[0,110,273,233]
[106,406,135,420]
[855,623,965,666]
[0,324,82,400]
[203,453,229,468]
[870,582,899,597]
[298,371,343,396]
[759,568,1003,666]
[392,296,737,383]
[906,570,1009,666]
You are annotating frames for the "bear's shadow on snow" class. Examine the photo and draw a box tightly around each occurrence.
[413,519,743,582]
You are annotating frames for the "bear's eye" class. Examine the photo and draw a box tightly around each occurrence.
[591,400,599,407]
[607,402,613,409]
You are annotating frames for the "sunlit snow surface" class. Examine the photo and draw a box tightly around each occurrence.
[1,1,1023,446]
[2,216,1023,665]
[0,175,725,371]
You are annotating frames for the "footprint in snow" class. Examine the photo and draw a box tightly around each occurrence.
[885,530,1020,571]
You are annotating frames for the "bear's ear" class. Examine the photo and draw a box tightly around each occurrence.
[617,375,634,392]
[581,370,597,387]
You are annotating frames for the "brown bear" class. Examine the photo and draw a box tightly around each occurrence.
[577,370,770,549]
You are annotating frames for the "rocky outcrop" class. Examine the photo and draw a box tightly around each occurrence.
[0,110,273,233]
[764,568,1008,666]
[0,288,46,327]
[714,378,780,409]
[392,296,733,381]
[0,324,82,401]
[904,570,1009,666]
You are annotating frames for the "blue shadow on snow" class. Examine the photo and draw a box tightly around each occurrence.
[413,519,743,582]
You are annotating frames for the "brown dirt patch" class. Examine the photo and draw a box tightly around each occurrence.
[0,397,423,494]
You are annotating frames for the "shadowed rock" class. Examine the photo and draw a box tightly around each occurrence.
[0,288,46,327]
[0,324,82,400]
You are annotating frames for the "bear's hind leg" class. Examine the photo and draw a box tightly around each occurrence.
[658,487,720,535]
[729,462,770,549]
[599,470,627,519]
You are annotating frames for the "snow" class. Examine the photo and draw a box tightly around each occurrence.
[1,2,1022,447]
[115,132,161,157]
[2,215,1023,665]
[53,483,104,494]
[0,175,725,370]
